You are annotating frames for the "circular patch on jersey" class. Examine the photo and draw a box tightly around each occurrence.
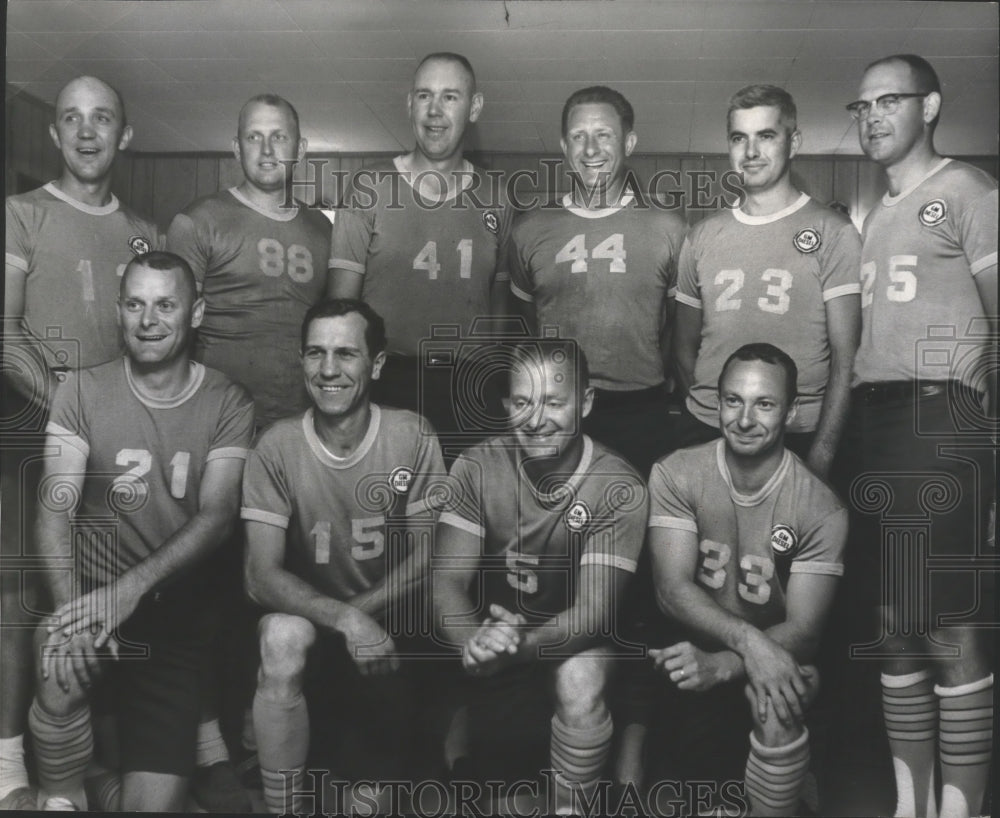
[128,235,151,255]
[565,500,591,531]
[482,210,499,234]
[389,466,413,494]
[770,524,797,555]
[918,199,946,227]
[793,228,821,254]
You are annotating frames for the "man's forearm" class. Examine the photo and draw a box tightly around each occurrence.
[123,506,235,598]
[662,581,761,658]
[809,351,853,469]
[35,511,76,610]
[350,538,430,620]
[248,565,363,634]
[517,600,609,661]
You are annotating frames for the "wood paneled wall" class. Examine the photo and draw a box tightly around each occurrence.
[8,88,998,233]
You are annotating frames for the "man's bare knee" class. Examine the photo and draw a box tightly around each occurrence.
[554,653,611,728]
[257,614,315,684]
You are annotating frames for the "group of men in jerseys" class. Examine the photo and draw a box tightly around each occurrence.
[1,44,994,818]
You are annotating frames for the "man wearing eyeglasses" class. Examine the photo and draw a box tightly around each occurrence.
[842,54,996,818]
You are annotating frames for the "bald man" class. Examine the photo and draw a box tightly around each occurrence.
[2,75,161,811]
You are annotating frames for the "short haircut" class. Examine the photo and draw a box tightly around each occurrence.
[718,342,798,405]
[561,85,635,135]
[238,94,301,140]
[300,298,387,358]
[727,84,797,133]
[121,251,197,303]
[865,53,941,94]
[414,52,477,91]
[56,75,128,129]
[509,338,590,400]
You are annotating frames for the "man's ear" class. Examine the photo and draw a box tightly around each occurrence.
[923,92,942,125]
[371,350,387,381]
[624,131,638,157]
[190,297,205,330]
[469,92,484,124]
[581,386,595,420]
[117,124,133,152]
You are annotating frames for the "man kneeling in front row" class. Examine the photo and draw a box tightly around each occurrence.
[30,252,254,811]
[647,343,846,816]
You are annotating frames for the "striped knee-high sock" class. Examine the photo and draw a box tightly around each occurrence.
[254,691,310,815]
[882,670,938,818]
[744,728,811,817]
[936,675,993,818]
[549,713,613,815]
[28,700,92,810]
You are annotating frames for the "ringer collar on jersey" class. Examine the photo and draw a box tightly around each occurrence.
[124,358,206,409]
[393,155,476,205]
[44,182,119,216]
[519,434,595,505]
[229,186,300,222]
[561,192,635,219]
[715,439,792,507]
[881,158,951,207]
[732,191,810,226]
[303,404,381,469]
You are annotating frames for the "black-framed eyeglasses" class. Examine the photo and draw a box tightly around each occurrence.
[845,93,928,120]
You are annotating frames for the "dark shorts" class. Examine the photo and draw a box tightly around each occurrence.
[837,382,995,621]
[373,354,506,465]
[303,629,420,781]
[584,385,677,479]
[647,679,752,789]
[95,585,216,777]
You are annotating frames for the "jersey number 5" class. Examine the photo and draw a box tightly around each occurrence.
[506,550,539,594]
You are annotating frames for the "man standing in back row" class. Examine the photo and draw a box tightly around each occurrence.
[673,84,861,478]
[166,93,332,809]
[2,75,161,812]
[329,52,512,459]
[510,85,687,478]
[841,54,996,818]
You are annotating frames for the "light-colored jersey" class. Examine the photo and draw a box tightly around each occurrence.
[6,183,162,370]
[241,405,445,601]
[46,359,254,582]
[648,440,845,631]
[853,159,998,388]
[510,194,686,391]
[166,188,331,430]
[439,436,648,620]
[329,158,512,357]
[676,193,861,432]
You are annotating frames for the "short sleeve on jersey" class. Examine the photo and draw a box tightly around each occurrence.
[166,212,210,284]
[674,236,702,310]
[647,456,699,532]
[789,506,847,577]
[241,437,293,529]
[437,453,485,537]
[818,219,863,302]
[328,175,377,274]
[208,383,255,459]
[46,372,90,456]
[961,188,998,275]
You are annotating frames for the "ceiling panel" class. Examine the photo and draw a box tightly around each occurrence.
[5,0,997,156]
